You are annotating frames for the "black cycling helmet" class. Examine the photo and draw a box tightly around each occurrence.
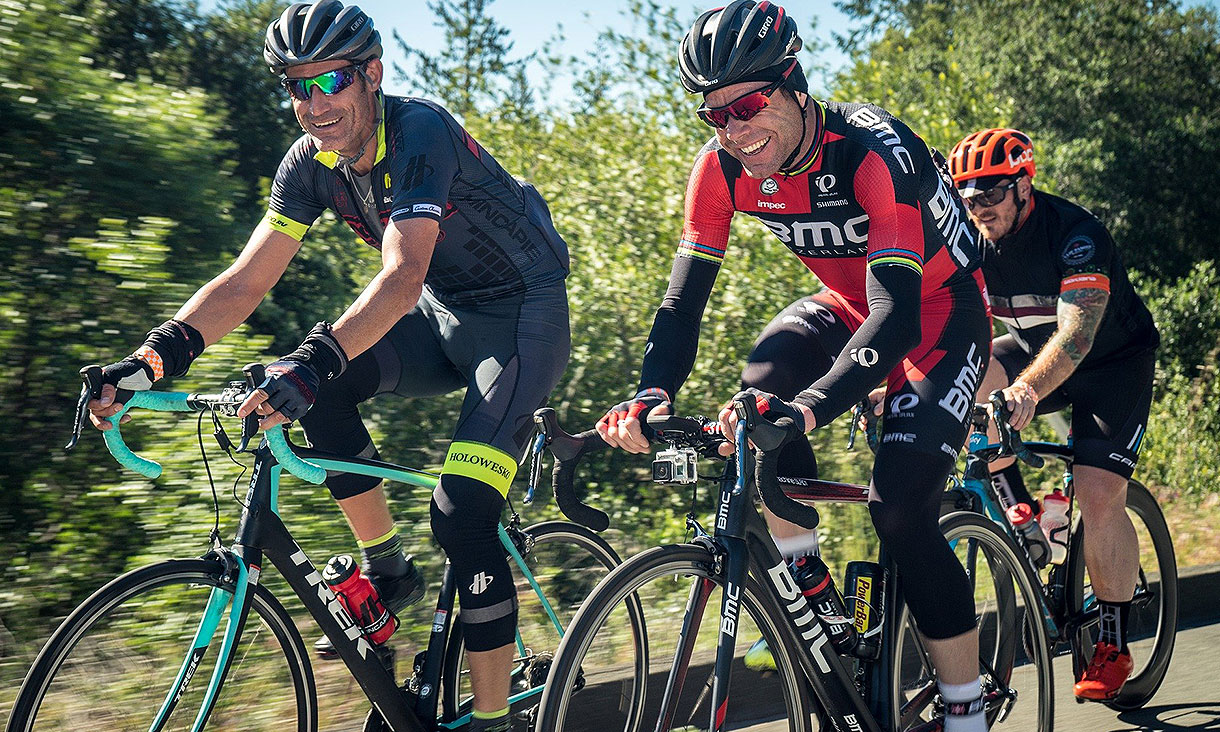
[678,0,804,95]
[264,0,382,75]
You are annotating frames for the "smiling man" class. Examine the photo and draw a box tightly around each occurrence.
[595,2,993,729]
[85,3,571,728]
[950,128,1160,703]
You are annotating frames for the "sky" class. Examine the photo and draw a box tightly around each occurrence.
[257,0,857,101]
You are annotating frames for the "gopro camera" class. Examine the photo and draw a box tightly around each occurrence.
[652,448,698,484]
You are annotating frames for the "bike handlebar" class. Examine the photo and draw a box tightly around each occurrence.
[72,363,327,484]
[731,393,822,530]
[529,408,610,532]
[985,391,1045,469]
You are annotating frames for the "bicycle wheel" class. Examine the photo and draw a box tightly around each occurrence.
[6,557,315,732]
[536,543,814,732]
[1066,478,1178,710]
[891,511,1053,731]
[441,521,645,729]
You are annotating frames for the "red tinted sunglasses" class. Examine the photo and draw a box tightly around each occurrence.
[695,59,797,129]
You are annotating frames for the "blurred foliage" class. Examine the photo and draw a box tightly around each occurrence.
[2,0,1219,716]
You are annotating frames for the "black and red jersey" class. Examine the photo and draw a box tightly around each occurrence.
[638,101,986,424]
[264,94,569,307]
[981,191,1158,365]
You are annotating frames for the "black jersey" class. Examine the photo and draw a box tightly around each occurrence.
[981,191,1158,365]
[264,94,569,307]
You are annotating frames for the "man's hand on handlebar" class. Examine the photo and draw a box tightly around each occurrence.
[996,381,1038,431]
[88,359,156,431]
[716,388,815,455]
[597,388,671,454]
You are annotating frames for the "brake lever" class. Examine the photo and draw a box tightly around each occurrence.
[67,365,104,450]
[237,362,266,452]
[848,400,866,450]
[525,431,547,504]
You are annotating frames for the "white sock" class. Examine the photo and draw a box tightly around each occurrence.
[939,676,986,732]
[773,532,820,562]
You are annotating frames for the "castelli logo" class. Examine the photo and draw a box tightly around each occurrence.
[760,177,779,195]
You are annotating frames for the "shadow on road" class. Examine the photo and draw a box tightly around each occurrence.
[1115,702,1220,730]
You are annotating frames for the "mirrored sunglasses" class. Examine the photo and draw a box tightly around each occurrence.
[281,66,360,102]
[961,179,1018,209]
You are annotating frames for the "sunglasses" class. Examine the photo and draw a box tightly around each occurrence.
[281,65,362,102]
[695,58,797,129]
[960,179,1018,209]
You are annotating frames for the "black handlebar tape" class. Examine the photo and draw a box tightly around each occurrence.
[988,390,1045,469]
[753,418,822,530]
[532,408,611,532]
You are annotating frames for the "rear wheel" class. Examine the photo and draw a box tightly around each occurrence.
[1066,479,1177,710]
[891,512,1053,731]
[441,521,642,729]
[6,558,315,732]
[536,543,814,732]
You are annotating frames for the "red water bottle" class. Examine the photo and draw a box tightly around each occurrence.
[322,554,398,645]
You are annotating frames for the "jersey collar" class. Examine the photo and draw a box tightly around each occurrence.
[312,93,387,170]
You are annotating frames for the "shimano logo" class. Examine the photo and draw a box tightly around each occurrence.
[766,562,833,673]
[816,199,849,208]
[937,342,984,422]
[290,548,374,661]
[757,200,786,210]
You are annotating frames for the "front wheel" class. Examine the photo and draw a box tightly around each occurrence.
[6,557,316,732]
[891,511,1054,731]
[441,521,645,729]
[536,543,815,732]
[1066,478,1178,710]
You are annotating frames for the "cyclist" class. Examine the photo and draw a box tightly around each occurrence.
[597,2,992,728]
[949,128,1160,702]
[85,2,571,729]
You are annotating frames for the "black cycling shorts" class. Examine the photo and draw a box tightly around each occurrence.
[993,335,1154,479]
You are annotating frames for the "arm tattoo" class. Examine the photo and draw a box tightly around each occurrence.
[1018,287,1109,394]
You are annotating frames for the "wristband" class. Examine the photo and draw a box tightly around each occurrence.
[133,345,165,381]
[634,387,671,402]
[283,322,348,381]
[1012,379,1039,404]
[132,319,205,381]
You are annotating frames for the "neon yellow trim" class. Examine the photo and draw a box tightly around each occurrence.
[263,210,311,241]
[869,256,923,274]
[473,707,510,720]
[678,248,725,264]
[357,525,399,549]
[312,95,386,170]
[442,441,517,496]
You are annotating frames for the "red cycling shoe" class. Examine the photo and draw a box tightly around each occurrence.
[1073,641,1133,701]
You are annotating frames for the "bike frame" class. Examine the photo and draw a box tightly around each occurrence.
[159,437,567,732]
[668,429,898,732]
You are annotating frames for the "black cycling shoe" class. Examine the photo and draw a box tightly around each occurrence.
[314,557,426,659]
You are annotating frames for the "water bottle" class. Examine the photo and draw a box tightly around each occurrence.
[1040,491,1071,565]
[322,554,399,645]
[1006,503,1050,568]
[792,555,857,654]
[844,560,884,660]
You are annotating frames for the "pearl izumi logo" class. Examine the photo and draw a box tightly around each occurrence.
[760,177,779,195]
[469,572,494,595]
[815,174,836,194]
[849,347,879,367]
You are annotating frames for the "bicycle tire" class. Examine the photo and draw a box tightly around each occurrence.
[1065,478,1178,710]
[891,511,1053,731]
[440,521,645,729]
[6,557,316,732]
[536,543,814,732]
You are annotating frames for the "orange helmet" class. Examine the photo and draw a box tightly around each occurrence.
[949,128,1036,185]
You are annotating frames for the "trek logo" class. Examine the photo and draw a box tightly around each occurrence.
[815,174,836,194]
[721,581,742,636]
[937,342,985,422]
[766,561,833,673]
[760,177,780,195]
[759,213,869,253]
[845,107,914,174]
[889,393,919,417]
[757,200,786,210]
[757,14,774,38]
[171,648,207,704]
[290,548,375,661]
[470,572,494,595]
[401,154,434,189]
[849,347,879,367]
[448,450,513,481]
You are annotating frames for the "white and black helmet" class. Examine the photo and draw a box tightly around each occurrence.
[264,0,382,75]
[678,0,803,94]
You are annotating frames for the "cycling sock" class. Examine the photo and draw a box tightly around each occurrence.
[990,463,1036,511]
[939,676,986,732]
[469,706,510,732]
[1098,599,1132,652]
[359,526,410,578]
[773,533,820,562]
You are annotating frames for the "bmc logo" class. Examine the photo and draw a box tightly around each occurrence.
[759,214,869,251]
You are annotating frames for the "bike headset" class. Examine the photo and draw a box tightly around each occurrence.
[678,0,822,175]
[950,127,1038,241]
